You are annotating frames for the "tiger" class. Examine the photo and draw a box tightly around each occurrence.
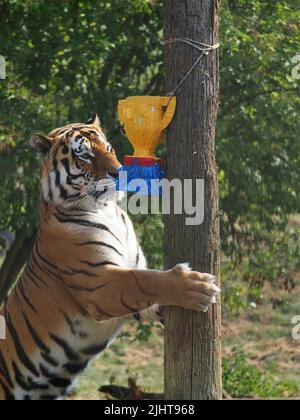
[0,115,220,400]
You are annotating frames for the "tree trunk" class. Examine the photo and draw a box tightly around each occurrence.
[0,228,36,305]
[164,0,222,400]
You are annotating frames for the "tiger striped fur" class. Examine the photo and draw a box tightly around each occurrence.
[0,115,220,400]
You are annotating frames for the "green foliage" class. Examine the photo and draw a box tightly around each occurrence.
[134,214,164,269]
[120,322,162,345]
[219,0,300,309]
[0,0,163,234]
[134,322,157,343]
[223,349,298,398]
[219,0,300,241]
[222,225,300,314]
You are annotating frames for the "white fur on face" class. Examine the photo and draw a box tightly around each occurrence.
[70,134,95,163]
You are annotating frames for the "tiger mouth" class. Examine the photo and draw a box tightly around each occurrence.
[92,187,109,199]
[89,178,117,200]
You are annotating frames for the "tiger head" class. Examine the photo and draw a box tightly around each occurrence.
[30,115,122,209]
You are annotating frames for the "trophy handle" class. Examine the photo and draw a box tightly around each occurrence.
[161,96,177,129]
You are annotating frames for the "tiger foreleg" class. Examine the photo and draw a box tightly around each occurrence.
[65,263,220,322]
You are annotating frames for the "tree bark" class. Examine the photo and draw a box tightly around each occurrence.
[0,228,36,305]
[164,0,222,400]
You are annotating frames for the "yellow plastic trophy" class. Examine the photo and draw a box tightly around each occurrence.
[117,96,177,195]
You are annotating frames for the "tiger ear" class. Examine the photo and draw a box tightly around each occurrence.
[30,134,53,157]
[86,114,101,128]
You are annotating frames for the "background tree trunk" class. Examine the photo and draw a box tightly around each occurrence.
[0,228,36,305]
[164,0,222,400]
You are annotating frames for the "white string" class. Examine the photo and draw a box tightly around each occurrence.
[163,38,220,97]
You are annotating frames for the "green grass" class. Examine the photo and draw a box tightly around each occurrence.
[222,281,300,397]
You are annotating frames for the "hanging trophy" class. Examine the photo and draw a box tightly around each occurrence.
[117,96,176,195]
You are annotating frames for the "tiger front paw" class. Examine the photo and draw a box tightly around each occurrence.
[167,263,220,313]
